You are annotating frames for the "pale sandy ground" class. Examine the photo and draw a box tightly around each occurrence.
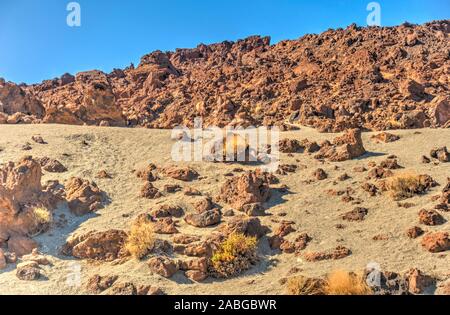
[0,124,448,295]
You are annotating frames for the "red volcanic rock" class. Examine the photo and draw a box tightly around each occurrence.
[65,177,105,215]
[62,229,128,261]
[0,156,59,248]
[0,81,44,118]
[421,232,450,253]
[38,157,67,173]
[430,147,449,163]
[185,209,221,228]
[140,182,162,199]
[2,21,448,131]
[148,256,178,278]
[279,139,303,153]
[314,129,366,162]
[217,170,271,210]
[162,166,199,182]
[304,246,351,262]
[418,209,445,226]
[406,226,424,239]
[371,132,400,143]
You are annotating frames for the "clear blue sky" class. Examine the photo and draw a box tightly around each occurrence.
[0,0,448,84]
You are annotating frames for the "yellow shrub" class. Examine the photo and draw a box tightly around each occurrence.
[125,221,155,259]
[385,172,435,200]
[33,207,52,225]
[29,207,52,236]
[324,270,373,295]
[210,233,258,278]
[286,276,326,295]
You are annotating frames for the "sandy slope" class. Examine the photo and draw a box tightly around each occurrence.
[0,124,448,295]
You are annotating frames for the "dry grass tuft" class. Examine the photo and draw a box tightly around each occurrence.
[286,276,326,295]
[385,172,435,200]
[286,270,373,295]
[210,233,258,278]
[324,270,373,295]
[29,207,53,236]
[125,221,155,259]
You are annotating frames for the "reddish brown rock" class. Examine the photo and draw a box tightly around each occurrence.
[304,246,351,262]
[185,209,221,228]
[162,166,199,181]
[279,139,303,153]
[418,209,445,226]
[0,248,6,269]
[421,232,450,253]
[150,204,184,218]
[38,157,67,173]
[405,268,435,294]
[140,182,162,199]
[217,170,271,210]
[371,132,400,143]
[217,216,268,239]
[65,177,105,215]
[148,256,178,278]
[314,129,366,162]
[86,274,119,294]
[312,168,327,180]
[430,147,449,163]
[342,207,368,222]
[62,229,128,261]
[406,226,424,239]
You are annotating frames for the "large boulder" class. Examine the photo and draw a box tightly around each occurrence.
[217,170,271,210]
[62,230,128,261]
[65,177,105,216]
[0,81,44,117]
[314,129,366,162]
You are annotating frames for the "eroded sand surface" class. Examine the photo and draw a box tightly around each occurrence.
[0,124,448,295]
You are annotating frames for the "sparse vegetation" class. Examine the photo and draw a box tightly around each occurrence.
[324,270,373,295]
[210,233,258,278]
[287,270,373,295]
[29,207,52,236]
[385,172,436,200]
[125,221,155,259]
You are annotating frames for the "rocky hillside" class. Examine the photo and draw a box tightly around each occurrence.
[0,20,449,131]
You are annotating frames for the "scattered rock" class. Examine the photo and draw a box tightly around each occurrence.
[185,209,221,228]
[304,246,351,261]
[418,209,445,226]
[140,182,162,199]
[371,132,400,143]
[38,157,67,173]
[148,256,178,278]
[16,261,41,281]
[314,129,366,162]
[162,166,199,181]
[312,168,327,180]
[342,207,368,222]
[421,232,450,253]
[65,177,105,215]
[217,170,271,211]
[406,226,424,239]
[430,147,449,162]
[62,229,128,261]
[150,204,184,218]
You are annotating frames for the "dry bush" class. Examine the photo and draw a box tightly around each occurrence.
[324,270,373,295]
[210,233,258,278]
[125,221,155,259]
[29,207,53,236]
[286,276,326,295]
[385,172,436,200]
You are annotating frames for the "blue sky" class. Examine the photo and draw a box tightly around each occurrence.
[0,0,448,84]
